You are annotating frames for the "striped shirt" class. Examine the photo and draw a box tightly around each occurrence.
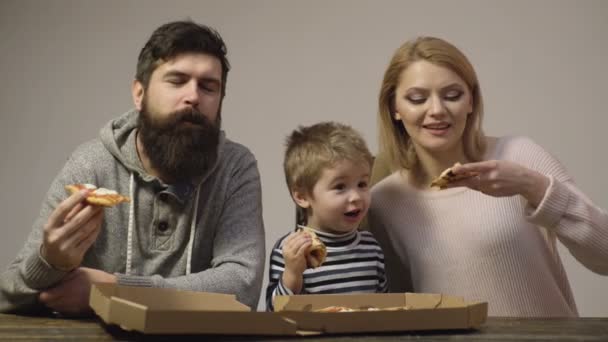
[266,227,387,311]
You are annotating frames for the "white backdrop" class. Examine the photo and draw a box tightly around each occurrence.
[1,0,607,315]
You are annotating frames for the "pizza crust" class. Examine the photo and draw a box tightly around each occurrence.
[314,305,412,312]
[298,226,327,268]
[65,184,130,207]
[430,162,477,189]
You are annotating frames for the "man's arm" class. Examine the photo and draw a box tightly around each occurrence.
[0,152,100,314]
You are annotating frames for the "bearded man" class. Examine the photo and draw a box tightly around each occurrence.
[0,21,265,315]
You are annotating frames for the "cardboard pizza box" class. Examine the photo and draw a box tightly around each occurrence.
[90,283,487,335]
[273,292,488,334]
[89,283,297,335]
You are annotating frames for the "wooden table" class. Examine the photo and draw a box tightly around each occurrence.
[0,313,607,341]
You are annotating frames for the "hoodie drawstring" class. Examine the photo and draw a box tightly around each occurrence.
[125,173,200,276]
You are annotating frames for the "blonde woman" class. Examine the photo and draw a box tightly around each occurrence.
[367,36,608,317]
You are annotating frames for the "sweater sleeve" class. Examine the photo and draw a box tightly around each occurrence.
[0,146,98,313]
[116,152,266,310]
[509,137,608,275]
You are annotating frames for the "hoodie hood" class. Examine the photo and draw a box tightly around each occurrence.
[100,109,225,185]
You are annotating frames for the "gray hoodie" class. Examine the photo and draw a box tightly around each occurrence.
[0,109,266,312]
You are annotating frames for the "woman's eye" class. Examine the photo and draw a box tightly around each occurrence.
[445,91,463,101]
[406,96,426,105]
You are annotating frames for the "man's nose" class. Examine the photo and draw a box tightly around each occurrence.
[183,81,200,107]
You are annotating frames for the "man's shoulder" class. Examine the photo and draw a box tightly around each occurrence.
[69,138,114,164]
[218,136,258,169]
[221,136,256,158]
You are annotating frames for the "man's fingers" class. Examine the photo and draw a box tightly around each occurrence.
[39,287,64,304]
[62,205,103,237]
[64,202,86,222]
[76,213,104,250]
[47,190,89,229]
[62,209,103,252]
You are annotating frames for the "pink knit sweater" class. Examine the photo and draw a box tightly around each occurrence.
[368,136,608,317]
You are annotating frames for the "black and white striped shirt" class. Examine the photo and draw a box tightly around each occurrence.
[266,227,387,311]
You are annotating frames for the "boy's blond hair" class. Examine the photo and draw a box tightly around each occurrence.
[284,121,373,225]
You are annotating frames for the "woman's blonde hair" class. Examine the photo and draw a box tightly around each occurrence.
[377,36,486,172]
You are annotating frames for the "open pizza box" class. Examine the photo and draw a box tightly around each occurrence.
[273,292,488,334]
[89,283,298,335]
[90,283,487,335]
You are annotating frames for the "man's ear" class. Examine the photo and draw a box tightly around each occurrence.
[291,189,311,209]
[132,79,145,111]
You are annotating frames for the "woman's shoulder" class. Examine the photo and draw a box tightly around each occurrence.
[371,170,407,196]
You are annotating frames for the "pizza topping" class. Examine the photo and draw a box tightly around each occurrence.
[92,187,119,195]
[65,184,130,207]
[314,305,412,312]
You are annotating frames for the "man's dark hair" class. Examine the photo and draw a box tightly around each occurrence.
[136,20,230,97]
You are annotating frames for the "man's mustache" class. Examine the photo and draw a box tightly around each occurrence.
[165,108,209,127]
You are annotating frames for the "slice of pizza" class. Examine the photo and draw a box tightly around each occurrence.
[430,162,477,189]
[314,306,355,313]
[298,226,327,268]
[65,184,130,207]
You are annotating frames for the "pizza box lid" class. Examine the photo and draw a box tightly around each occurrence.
[89,283,297,335]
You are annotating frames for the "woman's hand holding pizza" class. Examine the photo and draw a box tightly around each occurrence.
[446,160,550,208]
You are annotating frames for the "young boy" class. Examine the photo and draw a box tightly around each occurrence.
[266,122,387,311]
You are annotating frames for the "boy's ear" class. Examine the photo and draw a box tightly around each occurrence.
[291,189,311,209]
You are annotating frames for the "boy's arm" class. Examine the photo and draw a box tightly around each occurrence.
[265,232,311,311]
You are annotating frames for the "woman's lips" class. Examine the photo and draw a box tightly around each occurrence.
[423,123,451,136]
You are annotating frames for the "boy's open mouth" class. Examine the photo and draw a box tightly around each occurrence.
[344,209,361,217]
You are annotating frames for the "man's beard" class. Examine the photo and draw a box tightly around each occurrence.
[138,101,221,183]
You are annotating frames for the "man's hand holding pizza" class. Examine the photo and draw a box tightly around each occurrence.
[40,188,105,272]
[40,184,130,271]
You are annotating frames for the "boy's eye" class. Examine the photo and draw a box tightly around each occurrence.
[358,181,368,189]
[334,183,346,191]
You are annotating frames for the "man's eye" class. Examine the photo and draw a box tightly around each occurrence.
[167,78,184,85]
[199,83,218,93]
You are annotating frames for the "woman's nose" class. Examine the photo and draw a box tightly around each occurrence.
[427,95,445,115]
